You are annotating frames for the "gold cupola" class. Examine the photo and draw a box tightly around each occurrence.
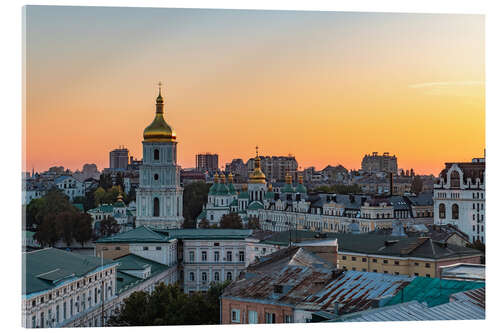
[143,82,176,142]
[249,146,266,184]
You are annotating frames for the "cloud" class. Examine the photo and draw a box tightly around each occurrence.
[409,81,484,89]
[408,81,484,96]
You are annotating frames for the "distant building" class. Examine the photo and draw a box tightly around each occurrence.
[434,157,485,244]
[54,175,84,202]
[180,169,206,186]
[109,147,129,170]
[225,158,247,181]
[246,155,298,182]
[87,194,135,233]
[196,153,219,173]
[361,152,398,173]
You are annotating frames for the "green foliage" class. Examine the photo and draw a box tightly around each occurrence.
[99,216,120,237]
[108,282,229,326]
[99,173,113,190]
[247,216,260,230]
[94,186,124,206]
[219,213,243,229]
[34,213,61,247]
[198,218,210,229]
[73,212,93,247]
[183,181,210,228]
[314,184,362,194]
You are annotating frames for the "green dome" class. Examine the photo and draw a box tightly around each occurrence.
[282,183,295,193]
[296,184,307,194]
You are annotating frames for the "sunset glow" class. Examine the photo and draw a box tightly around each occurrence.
[24,7,485,175]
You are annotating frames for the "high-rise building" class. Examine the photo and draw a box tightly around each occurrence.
[196,153,219,172]
[246,155,298,182]
[361,152,398,173]
[109,147,129,169]
[135,84,183,229]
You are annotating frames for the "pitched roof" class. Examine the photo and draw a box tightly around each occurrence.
[247,201,264,210]
[336,298,485,322]
[23,248,115,295]
[383,276,485,307]
[95,226,168,243]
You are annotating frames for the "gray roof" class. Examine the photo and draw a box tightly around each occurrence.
[336,296,485,322]
[441,263,485,281]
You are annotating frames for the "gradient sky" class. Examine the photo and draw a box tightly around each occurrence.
[24,6,485,176]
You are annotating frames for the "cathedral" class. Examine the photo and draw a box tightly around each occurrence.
[135,84,184,229]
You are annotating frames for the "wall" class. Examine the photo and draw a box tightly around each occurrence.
[221,298,294,324]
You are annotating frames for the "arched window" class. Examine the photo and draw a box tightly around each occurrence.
[154,149,160,161]
[452,204,459,219]
[189,272,195,281]
[214,272,220,281]
[226,272,232,281]
[154,174,159,181]
[439,203,446,219]
[153,198,160,217]
[450,171,460,188]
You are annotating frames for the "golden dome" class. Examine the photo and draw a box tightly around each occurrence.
[220,173,226,183]
[143,85,176,142]
[228,173,234,183]
[249,147,266,184]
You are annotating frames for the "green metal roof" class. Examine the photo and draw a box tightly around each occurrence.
[95,226,168,243]
[230,199,238,206]
[265,191,275,199]
[23,248,115,296]
[72,203,84,211]
[89,204,114,214]
[217,184,229,195]
[383,276,485,308]
[282,183,295,193]
[208,183,217,195]
[296,184,307,194]
[113,201,126,208]
[196,210,207,220]
[238,191,249,199]
[247,201,264,210]
[227,183,237,194]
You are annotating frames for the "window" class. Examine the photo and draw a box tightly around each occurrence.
[351,257,357,261]
[248,310,258,324]
[395,261,399,266]
[214,272,220,281]
[214,251,220,262]
[426,274,431,277]
[189,251,195,262]
[189,272,195,281]
[154,174,159,181]
[63,302,67,320]
[373,269,377,273]
[342,255,346,260]
[202,251,207,261]
[450,171,460,188]
[425,263,431,268]
[414,273,419,276]
[395,272,399,275]
[452,204,459,220]
[439,204,446,219]
[32,300,36,307]
[143,246,149,251]
[154,149,160,160]
[94,287,97,303]
[362,268,367,272]
[384,271,388,274]
[156,246,161,251]
[239,251,245,262]
[227,272,232,281]
[56,305,60,323]
[153,198,160,217]
[40,312,44,328]
[414,262,419,266]
[265,312,276,323]
[372,259,377,263]
[285,315,293,323]
[362,258,367,262]
[383,259,388,264]
[70,299,73,316]
[226,251,232,262]
[32,315,36,328]
[202,272,207,282]
[473,203,475,209]
[231,309,240,323]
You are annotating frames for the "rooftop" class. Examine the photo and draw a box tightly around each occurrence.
[440,263,485,281]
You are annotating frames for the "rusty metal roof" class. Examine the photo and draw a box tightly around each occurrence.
[450,287,485,309]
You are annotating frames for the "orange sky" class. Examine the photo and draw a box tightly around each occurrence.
[24,7,485,176]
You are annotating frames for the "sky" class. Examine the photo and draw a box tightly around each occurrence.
[24,6,485,176]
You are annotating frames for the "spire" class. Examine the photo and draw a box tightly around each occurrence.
[156,81,164,112]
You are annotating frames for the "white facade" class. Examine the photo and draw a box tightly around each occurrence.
[434,162,485,244]
[23,263,118,328]
[54,176,85,202]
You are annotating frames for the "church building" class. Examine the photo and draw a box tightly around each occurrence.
[136,84,184,229]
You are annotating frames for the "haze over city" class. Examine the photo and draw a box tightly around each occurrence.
[24,6,484,175]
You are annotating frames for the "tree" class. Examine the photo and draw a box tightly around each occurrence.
[99,216,120,237]
[411,176,423,195]
[56,211,75,246]
[94,187,107,206]
[247,216,260,230]
[107,282,229,326]
[34,213,61,247]
[198,218,210,229]
[73,212,93,247]
[183,181,211,228]
[219,213,243,229]
[99,173,113,190]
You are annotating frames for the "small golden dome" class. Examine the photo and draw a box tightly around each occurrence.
[143,84,176,143]
[220,173,226,183]
[249,147,266,184]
